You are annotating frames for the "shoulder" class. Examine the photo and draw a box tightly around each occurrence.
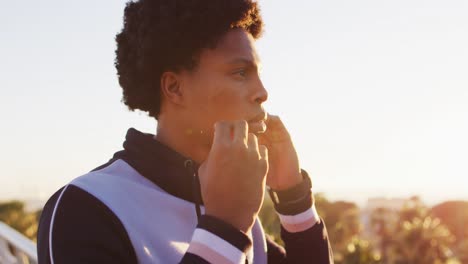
[37,185,137,263]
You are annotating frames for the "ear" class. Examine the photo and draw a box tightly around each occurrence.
[160,71,184,105]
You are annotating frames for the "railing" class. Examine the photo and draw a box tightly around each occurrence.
[0,221,37,264]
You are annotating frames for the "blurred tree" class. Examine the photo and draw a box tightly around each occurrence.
[431,201,468,240]
[369,206,396,263]
[315,194,361,253]
[454,240,468,264]
[0,200,41,241]
[368,197,461,264]
[432,200,468,262]
[390,216,457,263]
[335,237,382,264]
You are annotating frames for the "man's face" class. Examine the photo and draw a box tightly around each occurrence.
[180,28,268,146]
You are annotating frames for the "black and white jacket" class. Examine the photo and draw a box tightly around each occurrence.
[37,128,333,263]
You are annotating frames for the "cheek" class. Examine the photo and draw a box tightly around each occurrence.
[187,74,248,132]
[206,80,246,117]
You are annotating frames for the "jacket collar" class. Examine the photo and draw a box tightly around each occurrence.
[112,128,202,204]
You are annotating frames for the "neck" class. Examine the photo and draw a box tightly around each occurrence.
[154,115,210,164]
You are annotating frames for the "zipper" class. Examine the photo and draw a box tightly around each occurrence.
[184,159,201,221]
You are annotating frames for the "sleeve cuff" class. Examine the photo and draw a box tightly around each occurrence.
[187,215,251,264]
[271,170,312,202]
[277,204,320,233]
[268,170,315,215]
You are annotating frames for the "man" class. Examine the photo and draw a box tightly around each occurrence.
[37,0,333,263]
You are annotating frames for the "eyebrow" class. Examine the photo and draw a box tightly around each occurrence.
[226,58,261,70]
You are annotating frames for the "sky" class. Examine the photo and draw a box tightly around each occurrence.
[1,0,467,206]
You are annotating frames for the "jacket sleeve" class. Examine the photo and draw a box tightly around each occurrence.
[266,170,334,264]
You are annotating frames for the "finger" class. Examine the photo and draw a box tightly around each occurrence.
[213,121,231,147]
[264,114,290,142]
[265,114,286,130]
[232,120,248,145]
[257,132,269,146]
[247,133,259,154]
[259,145,269,178]
[258,144,268,161]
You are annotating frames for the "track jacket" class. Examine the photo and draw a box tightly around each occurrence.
[37,128,333,263]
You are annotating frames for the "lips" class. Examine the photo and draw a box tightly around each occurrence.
[248,120,267,134]
[248,112,267,134]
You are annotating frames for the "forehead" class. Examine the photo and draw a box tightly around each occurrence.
[197,29,260,68]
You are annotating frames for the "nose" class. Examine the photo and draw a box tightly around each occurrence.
[252,78,268,104]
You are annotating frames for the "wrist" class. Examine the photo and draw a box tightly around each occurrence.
[269,170,303,191]
[205,210,255,233]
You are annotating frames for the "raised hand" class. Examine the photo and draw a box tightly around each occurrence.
[198,120,269,233]
[258,114,303,191]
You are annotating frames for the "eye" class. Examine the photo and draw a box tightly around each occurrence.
[233,69,247,78]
